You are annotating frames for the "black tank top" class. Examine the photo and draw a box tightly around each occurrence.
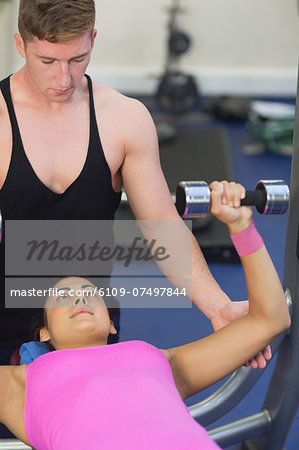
[0,74,121,346]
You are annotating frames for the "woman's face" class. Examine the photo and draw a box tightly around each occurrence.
[40,277,117,350]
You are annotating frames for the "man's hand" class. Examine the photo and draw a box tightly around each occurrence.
[211,300,272,369]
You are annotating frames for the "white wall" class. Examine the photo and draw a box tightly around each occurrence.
[1,0,299,96]
[0,0,17,81]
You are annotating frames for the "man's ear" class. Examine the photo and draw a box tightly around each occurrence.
[109,320,117,335]
[40,327,51,342]
[14,33,26,58]
[90,28,97,50]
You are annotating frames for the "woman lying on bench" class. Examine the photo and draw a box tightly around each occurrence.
[0,181,290,449]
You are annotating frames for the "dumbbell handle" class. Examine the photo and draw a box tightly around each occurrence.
[176,180,289,218]
[240,189,267,208]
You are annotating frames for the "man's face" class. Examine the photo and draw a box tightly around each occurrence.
[18,31,96,103]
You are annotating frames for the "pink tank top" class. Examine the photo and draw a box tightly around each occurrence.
[25,340,219,449]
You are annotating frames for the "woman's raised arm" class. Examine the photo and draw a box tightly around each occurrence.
[164,181,291,400]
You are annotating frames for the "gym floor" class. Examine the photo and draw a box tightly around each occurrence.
[117,96,298,449]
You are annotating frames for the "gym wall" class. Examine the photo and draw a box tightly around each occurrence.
[0,0,298,96]
[0,1,15,81]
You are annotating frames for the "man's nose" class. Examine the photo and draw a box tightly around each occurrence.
[57,62,72,88]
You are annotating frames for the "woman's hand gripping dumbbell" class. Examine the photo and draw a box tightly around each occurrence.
[176,179,290,219]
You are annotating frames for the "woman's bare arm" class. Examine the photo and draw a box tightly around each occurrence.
[0,365,15,423]
[0,364,30,445]
[163,181,290,400]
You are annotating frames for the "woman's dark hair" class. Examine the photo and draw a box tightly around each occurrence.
[30,291,120,349]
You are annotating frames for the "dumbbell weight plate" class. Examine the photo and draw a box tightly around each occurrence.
[169,31,191,55]
[156,72,200,114]
[176,181,210,218]
[256,180,290,215]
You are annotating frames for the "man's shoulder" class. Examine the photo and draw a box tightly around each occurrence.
[91,78,150,120]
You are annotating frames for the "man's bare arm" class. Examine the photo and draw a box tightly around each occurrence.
[120,98,231,319]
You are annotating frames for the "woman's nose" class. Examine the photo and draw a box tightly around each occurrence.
[72,296,88,306]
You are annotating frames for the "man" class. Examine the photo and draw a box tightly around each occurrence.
[0,0,269,369]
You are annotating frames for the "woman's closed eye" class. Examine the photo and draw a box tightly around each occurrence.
[83,288,97,297]
[56,292,70,302]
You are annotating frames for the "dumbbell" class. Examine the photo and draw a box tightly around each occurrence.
[176,180,290,219]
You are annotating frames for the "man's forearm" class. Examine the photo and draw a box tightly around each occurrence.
[138,220,231,320]
[190,234,231,320]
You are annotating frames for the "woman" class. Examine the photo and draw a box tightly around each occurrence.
[0,181,290,449]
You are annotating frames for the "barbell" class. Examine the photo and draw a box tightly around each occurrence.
[176,180,290,219]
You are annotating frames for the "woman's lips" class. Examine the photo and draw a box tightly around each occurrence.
[70,308,93,318]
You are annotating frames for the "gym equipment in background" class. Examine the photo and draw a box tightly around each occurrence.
[208,96,252,122]
[156,0,200,115]
[247,101,295,156]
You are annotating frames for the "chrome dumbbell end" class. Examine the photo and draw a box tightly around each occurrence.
[176,181,210,218]
[256,180,290,215]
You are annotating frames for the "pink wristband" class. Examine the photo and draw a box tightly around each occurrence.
[230,221,264,256]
